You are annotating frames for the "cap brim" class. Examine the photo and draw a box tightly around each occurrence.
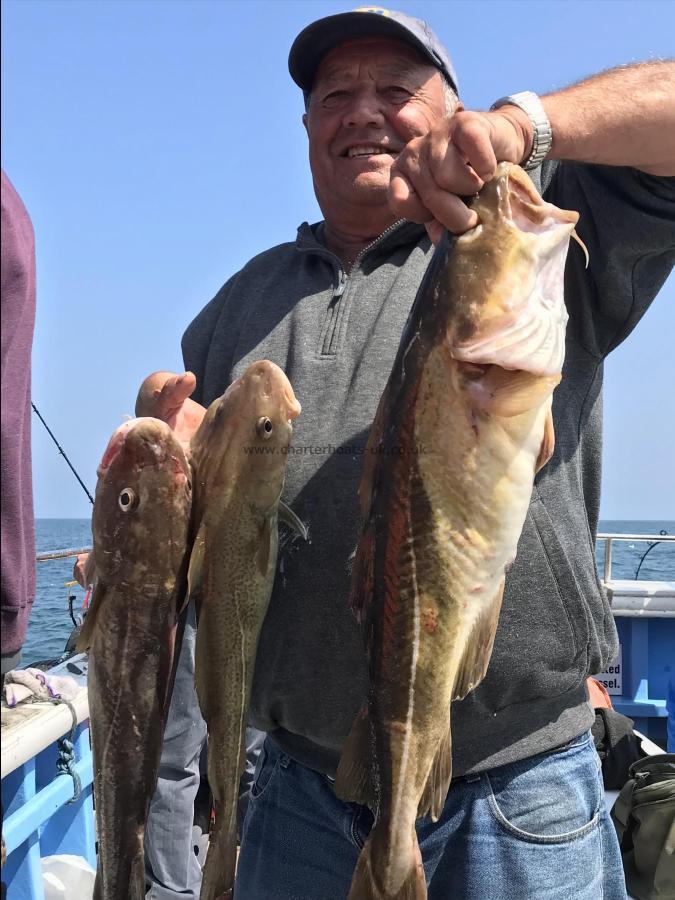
[289,11,445,93]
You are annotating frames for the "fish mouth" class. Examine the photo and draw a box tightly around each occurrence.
[452,166,575,378]
[245,361,301,422]
[97,418,184,476]
[97,420,137,475]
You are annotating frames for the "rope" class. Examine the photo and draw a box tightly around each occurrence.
[51,697,83,803]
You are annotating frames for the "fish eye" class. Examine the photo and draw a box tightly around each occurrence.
[118,488,139,513]
[256,416,273,439]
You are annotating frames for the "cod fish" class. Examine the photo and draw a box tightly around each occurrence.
[335,163,582,899]
[189,360,305,900]
[77,417,193,900]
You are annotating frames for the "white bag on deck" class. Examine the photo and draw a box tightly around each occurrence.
[42,854,95,899]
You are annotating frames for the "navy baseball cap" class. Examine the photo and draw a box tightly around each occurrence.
[288,7,459,96]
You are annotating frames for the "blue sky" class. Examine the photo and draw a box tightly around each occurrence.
[2,0,674,520]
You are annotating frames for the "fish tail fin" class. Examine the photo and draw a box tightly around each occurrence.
[199,802,237,900]
[348,827,426,900]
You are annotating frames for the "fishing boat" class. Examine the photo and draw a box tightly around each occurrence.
[2,533,673,899]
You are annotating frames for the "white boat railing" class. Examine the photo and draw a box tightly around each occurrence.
[597,531,673,584]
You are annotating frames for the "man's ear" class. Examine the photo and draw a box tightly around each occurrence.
[302,113,308,132]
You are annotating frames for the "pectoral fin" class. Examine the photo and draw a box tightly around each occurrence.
[452,577,505,700]
[257,513,275,575]
[279,501,308,541]
[187,528,206,621]
[467,368,560,418]
[417,719,453,821]
[75,583,108,652]
[334,706,375,808]
[535,408,556,473]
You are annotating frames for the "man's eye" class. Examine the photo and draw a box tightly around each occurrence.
[384,86,411,101]
[322,90,349,108]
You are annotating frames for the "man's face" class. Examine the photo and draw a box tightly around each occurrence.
[304,37,448,224]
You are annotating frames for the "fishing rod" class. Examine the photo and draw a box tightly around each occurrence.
[634,529,668,580]
[31,402,95,506]
[36,547,93,562]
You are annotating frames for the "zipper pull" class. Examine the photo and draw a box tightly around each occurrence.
[333,270,347,302]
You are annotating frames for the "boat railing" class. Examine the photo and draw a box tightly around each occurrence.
[597,531,673,584]
[3,549,95,900]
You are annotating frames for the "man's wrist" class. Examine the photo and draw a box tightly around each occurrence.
[490,91,553,169]
[489,106,534,167]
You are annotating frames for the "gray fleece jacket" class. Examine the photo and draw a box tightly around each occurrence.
[182,162,675,778]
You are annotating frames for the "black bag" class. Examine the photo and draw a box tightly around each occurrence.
[611,754,675,900]
[591,706,643,789]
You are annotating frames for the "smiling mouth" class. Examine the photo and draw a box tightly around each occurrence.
[342,146,399,159]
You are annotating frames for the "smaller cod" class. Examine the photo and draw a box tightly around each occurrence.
[336,163,582,899]
[77,417,193,900]
[189,360,305,900]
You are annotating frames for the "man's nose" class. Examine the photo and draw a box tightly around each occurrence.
[342,88,385,128]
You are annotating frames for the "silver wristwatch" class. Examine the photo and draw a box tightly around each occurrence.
[490,91,553,171]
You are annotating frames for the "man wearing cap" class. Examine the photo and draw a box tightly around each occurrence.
[175,7,675,899]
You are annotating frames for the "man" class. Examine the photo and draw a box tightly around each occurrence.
[173,8,674,899]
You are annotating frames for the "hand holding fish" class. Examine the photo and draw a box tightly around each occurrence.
[135,370,207,449]
[73,552,95,589]
[389,107,533,241]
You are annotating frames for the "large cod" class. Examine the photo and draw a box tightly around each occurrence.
[335,163,582,899]
[188,360,305,900]
[77,417,193,900]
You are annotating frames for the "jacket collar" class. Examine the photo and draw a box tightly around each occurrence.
[295,219,427,265]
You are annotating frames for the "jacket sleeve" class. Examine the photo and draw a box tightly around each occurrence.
[544,163,675,360]
[181,274,239,406]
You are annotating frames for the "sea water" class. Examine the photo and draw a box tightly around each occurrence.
[20,518,675,666]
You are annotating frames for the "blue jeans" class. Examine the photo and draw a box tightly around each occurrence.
[236,731,627,899]
[145,603,207,900]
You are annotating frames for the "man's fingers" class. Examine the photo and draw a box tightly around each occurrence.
[391,137,481,234]
[427,130,486,195]
[446,115,499,182]
[156,372,197,408]
[152,372,198,426]
[389,170,434,223]
[422,191,479,235]
[425,220,446,247]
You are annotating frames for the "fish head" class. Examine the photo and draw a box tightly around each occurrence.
[191,360,300,513]
[445,163,578,413]
[92,417,192,584]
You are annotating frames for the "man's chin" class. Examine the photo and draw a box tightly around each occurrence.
[348,171,392,201]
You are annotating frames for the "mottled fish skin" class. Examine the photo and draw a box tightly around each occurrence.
[77,417,192,900]
[336,164,579,900]
[189,360,301,900]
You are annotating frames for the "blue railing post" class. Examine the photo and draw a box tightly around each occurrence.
[2,757,43,900]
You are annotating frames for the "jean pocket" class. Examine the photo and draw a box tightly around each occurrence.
[250,739,282,801]
[486,732,603,844]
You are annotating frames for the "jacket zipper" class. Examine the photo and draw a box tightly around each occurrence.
[319,220,405,357]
